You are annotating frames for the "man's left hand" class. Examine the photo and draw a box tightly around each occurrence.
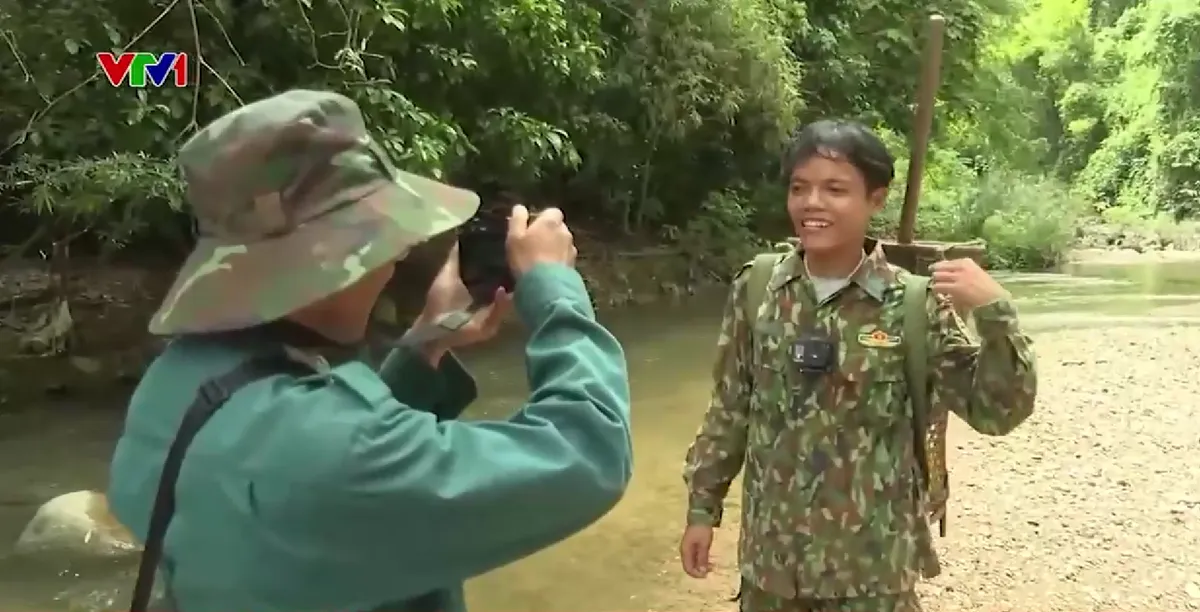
[412,243,514,366]
[929,258,1009,311]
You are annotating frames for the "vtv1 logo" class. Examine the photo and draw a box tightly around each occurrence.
[96,52,189,87]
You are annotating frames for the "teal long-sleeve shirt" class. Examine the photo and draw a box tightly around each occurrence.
[108,263,633,612]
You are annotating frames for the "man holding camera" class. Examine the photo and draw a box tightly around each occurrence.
[107,90,633,612]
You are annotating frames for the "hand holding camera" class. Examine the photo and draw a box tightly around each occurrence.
[410,204,576,362]
[411,242,513,362]
[506,205,577,276]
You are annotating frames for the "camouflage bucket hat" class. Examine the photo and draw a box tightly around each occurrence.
[148,89,480,336]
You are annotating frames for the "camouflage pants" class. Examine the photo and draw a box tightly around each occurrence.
[739,584,922,612]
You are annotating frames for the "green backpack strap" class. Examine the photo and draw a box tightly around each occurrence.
[741,253,782,324]
[901,275,934,490]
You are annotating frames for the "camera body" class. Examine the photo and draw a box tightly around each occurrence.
[790,333,836,373]
[457,207,516,306]
[378,188,520,330]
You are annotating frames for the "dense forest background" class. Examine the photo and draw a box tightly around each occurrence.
[1,0,1197,273]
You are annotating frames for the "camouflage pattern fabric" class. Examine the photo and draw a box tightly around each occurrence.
[740,583,922,612]
[683,238,1037,599]
[149,89,480,336]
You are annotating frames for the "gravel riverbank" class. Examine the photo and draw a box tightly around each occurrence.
[650,323,1200,612]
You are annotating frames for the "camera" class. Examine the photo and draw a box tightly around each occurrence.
[457,207,517,307]
[387,178,521,313]
[791,334,836,373]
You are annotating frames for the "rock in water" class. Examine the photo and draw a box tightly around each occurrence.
[14,490,140,557]
[18,299,74,355]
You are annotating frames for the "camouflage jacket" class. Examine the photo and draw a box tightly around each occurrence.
[683,241,1037,599]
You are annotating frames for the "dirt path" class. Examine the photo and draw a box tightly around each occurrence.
[645,324,1200,612]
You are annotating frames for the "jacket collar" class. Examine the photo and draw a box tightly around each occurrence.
[768,237,899,302]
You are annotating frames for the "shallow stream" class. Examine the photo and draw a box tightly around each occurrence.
[3,258,1200,611]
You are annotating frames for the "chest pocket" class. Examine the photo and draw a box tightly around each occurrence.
[748,315,791,407]
[837,324,910,429]
[744,313,796,455]
[752,315,911,424]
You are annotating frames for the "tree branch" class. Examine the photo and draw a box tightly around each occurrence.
[2,0,182,156]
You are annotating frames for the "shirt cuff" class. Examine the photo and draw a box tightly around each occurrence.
[687,505,723,528]
[972,297,1020,337]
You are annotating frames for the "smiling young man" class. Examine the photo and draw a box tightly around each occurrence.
[677,119,1038,612]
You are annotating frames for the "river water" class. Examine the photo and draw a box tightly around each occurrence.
[3,258,1200,611]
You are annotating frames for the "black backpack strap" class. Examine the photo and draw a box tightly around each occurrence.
[128,351,312,612]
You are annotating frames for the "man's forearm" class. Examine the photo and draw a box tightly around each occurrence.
[941,299,1037,435]
[683,406,749,527]
[341,263,634,594]
[378,346,478,421]
[684,269,753,529]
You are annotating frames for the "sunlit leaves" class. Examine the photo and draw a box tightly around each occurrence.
[981,0,1199,217]
[14,0,1194,265]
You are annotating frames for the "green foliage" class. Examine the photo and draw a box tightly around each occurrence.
[872,0,1200,270]
[2,0,1198,274]
[1,153,186,250]
[972,173,1087,269]
[870,130,1085,270]
[0,0,805,251]
[1002,0,1200,218]
[666,187,769,273]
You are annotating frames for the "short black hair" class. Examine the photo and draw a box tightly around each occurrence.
[782,119,895,191]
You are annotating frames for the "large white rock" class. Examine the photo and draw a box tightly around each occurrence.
[14,490,140,557]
